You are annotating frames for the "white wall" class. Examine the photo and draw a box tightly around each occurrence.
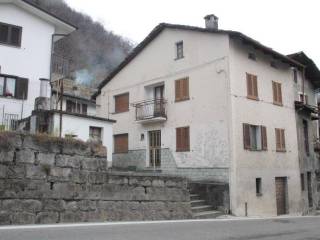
[52,113,113,164]
[97,28,232,170]
[0,3,54,120]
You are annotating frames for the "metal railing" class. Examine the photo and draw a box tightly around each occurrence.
[132,99,167,121]
[2,113,19,131]
[51,54,70,77]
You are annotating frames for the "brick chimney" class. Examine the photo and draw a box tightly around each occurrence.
[204,14,219,30]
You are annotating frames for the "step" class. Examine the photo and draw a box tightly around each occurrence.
[190,194,201,201]
[191,205,214,213]
[190,200,206,207]
[193,210,224,219]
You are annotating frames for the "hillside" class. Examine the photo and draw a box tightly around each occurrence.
[26,0,133,87]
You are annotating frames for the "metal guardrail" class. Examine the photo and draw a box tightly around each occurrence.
[132,99,167,121]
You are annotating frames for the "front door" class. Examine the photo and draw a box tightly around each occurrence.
[307,172,313,208]
[149,130,161,168]
[275,177,288,215]
[154,86,164,117]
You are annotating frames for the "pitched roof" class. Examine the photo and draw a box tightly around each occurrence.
[0,0,77,33]
[93,23,304,99]
[287,51,320,88]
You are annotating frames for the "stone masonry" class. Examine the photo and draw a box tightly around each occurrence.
[0,132,191,225]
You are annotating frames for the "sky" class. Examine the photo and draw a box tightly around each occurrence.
[65,0,320,67]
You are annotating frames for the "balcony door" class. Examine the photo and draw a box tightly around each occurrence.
[149,130,161,168]
[154,86,164,117]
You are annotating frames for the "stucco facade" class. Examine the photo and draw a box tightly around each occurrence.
[96,23,320,216]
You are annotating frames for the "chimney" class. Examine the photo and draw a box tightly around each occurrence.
[204,14,219,30]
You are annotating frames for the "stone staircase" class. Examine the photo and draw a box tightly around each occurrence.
[190,193,224,219]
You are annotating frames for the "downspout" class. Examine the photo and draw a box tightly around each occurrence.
[302,67,306,103]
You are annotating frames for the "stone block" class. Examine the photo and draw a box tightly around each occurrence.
[86,210,108,222]
[23,134,62,153]
[65,201,79,211]
[21,200,42,213]
[15,149,35,164]
[42,200,66,212]
[78,200,96,211]
[81,158,101,171]
[55,155,81,168]
[147,187,188,201]
[152,179,165,187]
[11,212,36,225]
[38,153,56,166]
[52,183,80,200]
[0,132,22,151]
[2,199,23,211]
[25,165,47,180]
[36,212,59,224]
[0,165,7,178]
[108,176,129,185]
[100,184,147,201]
[0,151,14,164]
[60,211,86,223]
[0,211,11,225]
[7,165,25,179]
[71,170,89,184]
[62,140,91,156]
[48,167,71,182]
[88,172,106,184]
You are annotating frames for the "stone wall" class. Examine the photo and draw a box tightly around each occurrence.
[0,132,191,225]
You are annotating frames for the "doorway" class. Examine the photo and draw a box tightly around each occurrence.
[149,130,161,168]
[275,177,288,215]
[154,86,164,117]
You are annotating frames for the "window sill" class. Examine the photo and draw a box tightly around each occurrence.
[276,149,286,153]
[0,95,25,101]
[256,193,263,197]
[113,151,129,154]
[247,96,259,101]
[112,110,129,114]
[174,56,184,61]
[273,102,283,106]
[176,149,190,152]
[0,42,21,49]
[245,149,267,152]
[175,98,190,103]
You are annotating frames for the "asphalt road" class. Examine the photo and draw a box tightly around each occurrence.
[0,216,320,240]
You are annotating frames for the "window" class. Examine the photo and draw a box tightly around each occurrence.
[175,77,189,102]
[275,128,286,152]
[248,53,256,61]
[0,75,28,99]
[176,41,184,59]
[272,81,283,105]
[303,120,309,156]
[82,104,87,115]
[66,100,88,114]
[0,22,22,47]
[89,126,102,143]
[246,73,258,100]
[176,127,190,152]
[114,134,128,153]
[243,124,267,151]
[300,173,305,191]
[293,69,298,83]
[256,178,262,196]
[66,100,75,112]
[114,93,129,113]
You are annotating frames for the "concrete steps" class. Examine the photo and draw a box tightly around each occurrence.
[189,193,224,219]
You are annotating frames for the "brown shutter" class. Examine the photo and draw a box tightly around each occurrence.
[246,74,253,97]
[272,81,277,103]
[176,128,182,151]
[184,127,190,151]
[175,80,181,101]
[182,78,189,100]
[115,93,129,113]
[278,83,282,104]
[243,123,251,149]
[114,134,128,153]
[275,129,281,151]
[281,129,286,150]
[176,127,190,152]
[261,126,267,150]
[253,75,258,98]
[15,77,28,100]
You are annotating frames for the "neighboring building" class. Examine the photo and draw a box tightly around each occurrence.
[0,0,76,130]
[94,15,320,216]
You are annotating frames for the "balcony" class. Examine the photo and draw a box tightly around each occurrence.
[132,99,167,123]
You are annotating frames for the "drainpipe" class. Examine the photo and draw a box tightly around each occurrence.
[302,67,306,103]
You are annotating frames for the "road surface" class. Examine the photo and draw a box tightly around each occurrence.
[0,216,319,240]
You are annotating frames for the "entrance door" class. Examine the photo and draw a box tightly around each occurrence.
[149,130,161,168]
[154,86,164,117]
[275,177,288,215]
[307,172,313,208]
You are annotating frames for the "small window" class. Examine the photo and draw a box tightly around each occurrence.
[176,41,184,59]
[270,61,278,69]
[176,127,190,152]
[303,120,309,156]
[0,75,28,99]
[272,81,283,105]
[243,124,267,151]
[293,69,298,83]
[0,22,22,47]
[300,173,305,191]
[246,73,258,100]
[114,134,128,153]
[114,93,129,113]
[248,53,256,61]
[256,178,262,196]
[82,104,87,115]
[89,126,102,143]
[175,77,189,102]
[66,100,75,112]
[275,128,286,152]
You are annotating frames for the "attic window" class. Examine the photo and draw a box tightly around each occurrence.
[0,22,22,47]
[293,69,298,83]
[270,61,278,69]
[175,41,184,60]
[248,53,256,61]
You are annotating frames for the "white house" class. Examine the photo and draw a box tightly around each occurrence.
[95,15,320,217]
[0,0,76,130]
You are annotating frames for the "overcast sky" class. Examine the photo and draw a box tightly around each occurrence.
[65,0,320,66]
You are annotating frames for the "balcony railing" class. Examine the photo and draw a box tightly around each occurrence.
[132,99,167,122]
[51,54,70,78]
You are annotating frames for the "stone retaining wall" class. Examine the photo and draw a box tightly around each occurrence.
[0,132,191,225]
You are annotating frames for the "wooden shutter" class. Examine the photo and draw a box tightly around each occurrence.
[246,73,258,99]
[176,127,190,152]
[175,80,181,101]
[261,126,267,150]
[115,93,129,113]
[246,74,253,97]
[15,77,28,100]
[175,78,189,101]
[243,123,251,150]
[280,129,286,151]
[114,134,128,153]
[273,81,282,105]
[253,75,258,98]
[276,129,285,151]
